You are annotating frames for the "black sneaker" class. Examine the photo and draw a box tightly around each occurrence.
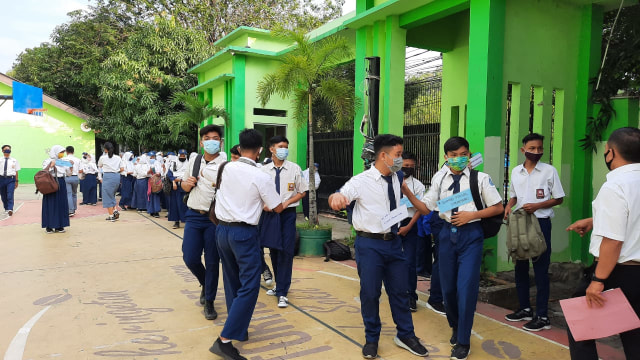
[262,267,273,286]
[451,344,470,360]
[172,221,180,229]
[362,342,378,359]
[450,328,457,346]
[200,287,205,305]
[209,337,246,360]
[523,316,551,332]
[55,228,65,233]
[394,336,428,356]
[426,301,446,315]
[204,300,217,320]
[505,308,533,322]
[46,227,54,234]
[409,298,417,312]
[152,213,160,218]
[113,210,119,219]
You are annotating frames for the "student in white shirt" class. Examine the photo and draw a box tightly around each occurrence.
[402,136,503,360]
[566,127,640,359]
[260,135,308,308]
[80,153,98,205]
[98,142,124,222]
[181,125,226,321]
[132,154,150,211]
[64,146,81,217]
[146,151,162,218]
[167,149,189,229]
[209,129,283,360]
[0,144,20,216]
[118,151,135,210]
[329,134,429,359]
[42,145,72,233]
[504,133,565,331]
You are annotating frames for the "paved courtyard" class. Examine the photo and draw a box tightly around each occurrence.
[0,185,622,360]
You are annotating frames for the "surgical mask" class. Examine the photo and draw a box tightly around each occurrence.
[385,153,403,173]
[203,140,221,155]
[447,156,469,172]
[150,159,156,165]
[178,157,186,162]
[3,149,10,154]
[524,151,543,163]
[275,148,289,160]
[58,153,65,159]
[604,149,614,171]
[401,167,415,178]
[83,155,87,159]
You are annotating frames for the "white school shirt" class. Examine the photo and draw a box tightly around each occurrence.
[302,168,321,190]
[182,154,226,212]
[0,157,20,176]
[262,160,309,208]
[403,176,426,219]
[171,159,189,179]
[82,161,98,175]
[42,159,68,177]
[215,157,282,225]
[589,163,640,263]
[509,162,565,218]
[134,163,150,179]
[65,155,81,176]
[99,154,123,173]
[421,167,502,223]
[339,166,402,234]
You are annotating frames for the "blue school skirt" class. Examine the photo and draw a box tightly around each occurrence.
[168,187,187,221]
[101,172,120,208]
[119,175,135,207]
[42,177,70,229]
[132,178,148,209]
[82,173,98,204]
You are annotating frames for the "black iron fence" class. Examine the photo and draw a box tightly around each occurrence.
[312,130,354,213]
[403,123,441,186]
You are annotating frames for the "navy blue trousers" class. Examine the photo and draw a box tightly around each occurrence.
[182,209,219,301]
[428,212,445,304]
[42,177,70,229]
[216,223,261,340]
[119,175,134,207]
[514,217,552,317]
[355,235,415,343]
[269,209,297,297]
[81,174,97,204]
[0,176,16,210]
[400,219,419,301]
[439,221,484,346]
[415,234,433,275]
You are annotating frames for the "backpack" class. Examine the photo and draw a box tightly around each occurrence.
[162,173,173,195]
[149,173,163,194]
[183,154,203,204]
[469,169,504,239]
[506,208,546,261]
[34,167,59,195]
[323,240,352,262]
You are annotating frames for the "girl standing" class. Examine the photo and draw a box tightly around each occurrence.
[98,142,124,222]
[41,145,71,233]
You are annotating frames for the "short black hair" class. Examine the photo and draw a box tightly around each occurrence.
[269,135,289,146]
[239,129,263,150]
[443,136,469,153]
[608,127,640,163]
[230,144,240,156]
[402,151,417,162]
[66,145,74,153]
[200,124,223,139]
[522,133,545,145]
[373,134,403,157]
[1,145,10,150]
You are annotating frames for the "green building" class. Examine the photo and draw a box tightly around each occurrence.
[0,73,95,183]
[189,0,639,272]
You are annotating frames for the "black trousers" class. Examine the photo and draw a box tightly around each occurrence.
[568,263,640,359]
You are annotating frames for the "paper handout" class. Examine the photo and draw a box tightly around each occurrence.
[560,288,640,341]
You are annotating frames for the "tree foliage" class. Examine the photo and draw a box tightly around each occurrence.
[168,92,229,151]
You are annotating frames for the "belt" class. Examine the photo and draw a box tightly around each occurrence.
[188,208,208,215]
[595,258,640,266]
[356,231,396,241]
[218,220,255,228]
[0,175,15,178]
[282,207,297,214]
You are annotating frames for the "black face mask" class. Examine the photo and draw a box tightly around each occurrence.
[401,167,415,178]
[83,156,87,159]
[178,157,186,162]
[604,149,614,171]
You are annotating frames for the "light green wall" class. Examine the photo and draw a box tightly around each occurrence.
[0,82,95,184]
[202,62,233,82]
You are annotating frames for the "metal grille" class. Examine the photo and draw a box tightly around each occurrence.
[403,124,441,186]
[312,130,353,213]
[404,78,442,126]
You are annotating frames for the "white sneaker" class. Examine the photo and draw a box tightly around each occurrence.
[266,287,276,296]
[278,296,288,308]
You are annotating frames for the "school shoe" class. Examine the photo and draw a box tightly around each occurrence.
[55,228,65,233]
[362,342,378,359]
[426,300,446,315]
[278,296,288,308]
[449,328,457,346]
[266,287,276,296]
[204,300,217,320]
[152,213,160,218]
[409,298,417,312]
[8,210,13,216]
[209,338,247,360]
[200,287,205,305]
[69,211,75,217]
[393,336,429,357]
[505,308,533,322]
[523,316,551,331]
[451,344,470,360]
[262,267,273,286]
[106,216,116,222]
[172,221,180,229]
[45,228,54,234]
[113,210,120,220]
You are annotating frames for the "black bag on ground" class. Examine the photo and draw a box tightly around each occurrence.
[469,169,504,239]
[323,240,352,262]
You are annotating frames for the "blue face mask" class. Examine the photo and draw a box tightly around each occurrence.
[3,149,10,154]
[150,159,156,165]
[448,156,469,171]
[203,140,221,155]
[275,148,289,160]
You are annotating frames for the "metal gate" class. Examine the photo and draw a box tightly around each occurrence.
[312,130,353,213]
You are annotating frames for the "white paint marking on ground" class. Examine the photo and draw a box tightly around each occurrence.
[4,305,51,360]
[317,270,360,282]
[475,312,569,349]
[0,202,23,222]
[471,330,484,340]
[330,260,357,269]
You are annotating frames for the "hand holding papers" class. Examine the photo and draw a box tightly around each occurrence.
[381,205,408,231]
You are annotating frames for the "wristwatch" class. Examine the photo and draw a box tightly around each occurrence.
[591,274,607,283]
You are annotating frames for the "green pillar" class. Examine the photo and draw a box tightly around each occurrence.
[231,55,246,148]
[352,26,370,175]
[466,0,506,273]
[381,15,406,136]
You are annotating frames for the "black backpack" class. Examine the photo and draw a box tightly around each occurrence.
[469,169,504,239]
[323,240,352,262]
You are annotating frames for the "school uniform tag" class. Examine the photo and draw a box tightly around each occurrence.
[381,205,408,230]
[437,188,473,213]
[399,196,413,208]
[288,183,295,191]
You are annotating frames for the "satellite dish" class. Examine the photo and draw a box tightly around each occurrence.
[80,123,91,132]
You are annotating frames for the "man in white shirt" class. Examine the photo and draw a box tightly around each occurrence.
[566,127,640,359]
[301,163,321,220]
[65,146,81,217]
[181,125,225,321]
[402,136,503,360]
[261,135,308,308]
[504,133,565,331]
[329,134,429,359]
[0,144,20,216]
[209,129,283,360]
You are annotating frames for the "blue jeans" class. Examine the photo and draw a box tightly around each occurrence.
[65,175,79,212]
[0,176,16,210]
[514,217,552,317]
[182,209,219,301]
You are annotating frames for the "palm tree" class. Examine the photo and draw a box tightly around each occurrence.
[168,92,229,150]
[257,29,356,225]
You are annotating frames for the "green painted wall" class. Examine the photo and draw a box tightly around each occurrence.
[0,82,95,184]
